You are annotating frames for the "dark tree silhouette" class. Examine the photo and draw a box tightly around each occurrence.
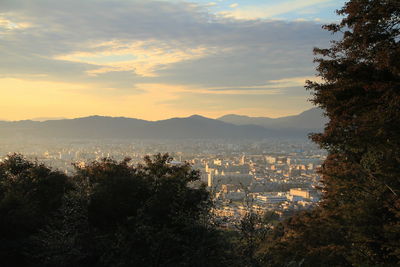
[36,154,233,267]
[307,0,400,265]
[258,1,400,266]
[0,154,71,266]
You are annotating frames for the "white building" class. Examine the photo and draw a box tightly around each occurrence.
[256,193,287,204]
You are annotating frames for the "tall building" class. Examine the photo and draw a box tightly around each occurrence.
[207,172,213,187]
[240,155,245,165]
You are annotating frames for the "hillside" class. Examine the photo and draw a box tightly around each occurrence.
[218,108,327,130]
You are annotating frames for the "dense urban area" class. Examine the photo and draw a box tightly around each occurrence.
[0,138,325,227]
[1,0,398,265]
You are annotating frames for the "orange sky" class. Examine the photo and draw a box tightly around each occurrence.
[0,0,341,121]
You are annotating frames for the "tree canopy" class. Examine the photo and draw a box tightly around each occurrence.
[309,0,400,264]
[1,1,399,266]
[0,154,235,267]
[259,1,400,266]
[0,154,71,266]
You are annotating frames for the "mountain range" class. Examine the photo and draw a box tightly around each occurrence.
[218,108,327,129]
[0,108,326,140]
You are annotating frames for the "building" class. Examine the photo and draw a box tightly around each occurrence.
[256,193,287,204]
[290,188,310,199]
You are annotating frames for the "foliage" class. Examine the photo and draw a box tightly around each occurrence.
[0,154,72,266]
[235,211,270,267]
[2,2,400,266]
[257,1,400,266]
[30,154,233,266]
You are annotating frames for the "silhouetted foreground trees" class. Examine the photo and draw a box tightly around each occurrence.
[2,1,399,266]
[0,155,71,266]
[257,0,400,266]
[0,154,237,267]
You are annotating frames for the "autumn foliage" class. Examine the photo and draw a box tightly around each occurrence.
[260,1,400,266]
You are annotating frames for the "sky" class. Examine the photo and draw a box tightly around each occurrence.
[0,0,346,121]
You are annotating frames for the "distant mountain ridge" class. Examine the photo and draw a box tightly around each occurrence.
[30,117,68,122]
[0,108,326,140]
[218,108,327,130]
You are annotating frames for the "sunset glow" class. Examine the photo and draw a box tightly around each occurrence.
[0,0,345,120]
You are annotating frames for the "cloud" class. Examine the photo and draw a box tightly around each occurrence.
[0,0,330,84]
[0,14,32,38]
[0,15,32,30]
[229,3,239,8]
[56,40,214,77]
[220,0,335,20]
[206,2,218,7]
[0,0,333,118]
[199,76,321,95]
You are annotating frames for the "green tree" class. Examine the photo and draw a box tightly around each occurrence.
[35,188,92,267]
[258,210,350,267]
[0,154,71,266]
[37,154,232,267]
[258,1,400,266]
[307,0,400,265]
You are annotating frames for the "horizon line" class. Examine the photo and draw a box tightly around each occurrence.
[0,107,319,123]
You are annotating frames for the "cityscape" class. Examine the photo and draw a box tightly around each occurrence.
[0,137,325,227]
[1,0,398,265]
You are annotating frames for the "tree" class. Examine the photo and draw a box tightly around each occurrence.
[35,188,92,267]
[306,0,400,265]
[258,210,351,267]
[0,154,71,266]
[257,1,400,266]
[37,154,232,267]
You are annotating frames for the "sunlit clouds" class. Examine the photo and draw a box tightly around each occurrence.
[0,14,32,33]
[56,40,214,77]
[219,0,338,20]
[0,0,343,120]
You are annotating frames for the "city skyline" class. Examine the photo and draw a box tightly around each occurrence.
[1,0,345,120]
